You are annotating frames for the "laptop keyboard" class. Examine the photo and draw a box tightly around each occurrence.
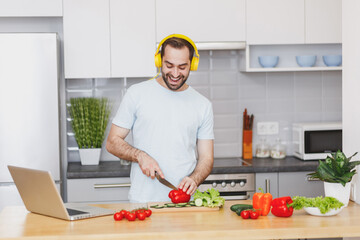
[66,208,89,216]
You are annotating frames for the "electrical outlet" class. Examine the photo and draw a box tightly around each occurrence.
[257,122,279,135]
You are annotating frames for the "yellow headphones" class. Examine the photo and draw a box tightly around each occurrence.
[154,34,200,71]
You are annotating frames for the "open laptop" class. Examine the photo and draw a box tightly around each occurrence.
[8,165,115,221]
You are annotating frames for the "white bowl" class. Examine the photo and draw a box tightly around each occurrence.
[304,206,344,217]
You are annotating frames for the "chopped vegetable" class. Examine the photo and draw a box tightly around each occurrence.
[271,196,294,217]
[252,188,273,216]
[168,189,191,204]
[194,198,203,207]
[193,188,225,208]
[290,196,344,214]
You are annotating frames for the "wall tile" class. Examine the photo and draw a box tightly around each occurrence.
[239,72,266,99]
[212,100,239,114]
[323,97,342,112]
[322,71,342,98]
[295,97,322,112]
[212,85,239,100]
[267,98,294,114]
[210,71,238,85]
[214,115,241,129]
[295,72,322,98]
[267,72,294,99]
[188,72,210,86]
[214,129,240,143]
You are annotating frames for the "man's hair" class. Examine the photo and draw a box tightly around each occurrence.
[160,37,195,62]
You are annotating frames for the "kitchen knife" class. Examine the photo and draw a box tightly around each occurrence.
[155,172,177,190]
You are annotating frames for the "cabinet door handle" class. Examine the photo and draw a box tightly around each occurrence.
[265,179,270,193]
[94,183,131,189]
[306,176,320,181]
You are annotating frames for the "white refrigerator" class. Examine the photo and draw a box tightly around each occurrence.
[0,33,60,211]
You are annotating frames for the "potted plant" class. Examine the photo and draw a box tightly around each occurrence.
[68,97,112,165]
[308,150,360,206]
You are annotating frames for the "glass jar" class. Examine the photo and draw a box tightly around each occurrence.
[270,138,286,159]
[255,138,270,158]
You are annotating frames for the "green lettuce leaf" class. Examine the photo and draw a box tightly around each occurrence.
[193,188,225,208]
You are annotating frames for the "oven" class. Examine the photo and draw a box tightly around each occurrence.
[197,157,255,200]
[197,173,255,200]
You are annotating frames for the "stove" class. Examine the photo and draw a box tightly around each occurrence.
[197,158,255,200]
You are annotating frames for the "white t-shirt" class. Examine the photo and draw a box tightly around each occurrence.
[112,79,214,202]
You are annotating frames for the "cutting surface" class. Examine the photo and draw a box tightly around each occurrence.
[147,202,220,213]
[2,200,360,240]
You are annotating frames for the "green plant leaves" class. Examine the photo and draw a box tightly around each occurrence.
[308,151,360,187]
[68,97,112,149]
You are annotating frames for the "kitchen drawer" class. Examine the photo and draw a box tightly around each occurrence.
[67,177,130,203]
[278,171,324,198]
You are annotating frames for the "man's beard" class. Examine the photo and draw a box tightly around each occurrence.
[161,71,189,91]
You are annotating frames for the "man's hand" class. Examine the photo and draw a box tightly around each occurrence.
[137,151,164,179]
[178,176,197,195]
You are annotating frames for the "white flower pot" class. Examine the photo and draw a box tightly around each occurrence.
[324,182,351,207]
[79,148,101,165]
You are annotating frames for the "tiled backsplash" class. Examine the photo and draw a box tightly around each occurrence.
[66,50,342,162]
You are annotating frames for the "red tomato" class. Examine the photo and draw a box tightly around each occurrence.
[250,210,260,219]
[144,209,152,217]
[240,210,250,219]
[113,212,123,221]
[126,212,136,221]
[119,210,128,218]
[137,212,147,221]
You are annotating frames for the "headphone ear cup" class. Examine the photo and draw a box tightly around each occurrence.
[154,53,162,68]
[190,56,199,71]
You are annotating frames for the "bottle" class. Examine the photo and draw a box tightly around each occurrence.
[255,138,270,158]
[270,138,286,159]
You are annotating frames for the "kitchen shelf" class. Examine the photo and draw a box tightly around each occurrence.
[244,66,341,72]
[239,44,342,72]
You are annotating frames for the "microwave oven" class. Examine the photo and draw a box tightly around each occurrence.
[292,122,342,160]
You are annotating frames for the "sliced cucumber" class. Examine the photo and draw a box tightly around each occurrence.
[185,204,191,207]
[177,202,188,206]
[150,204,159,208]
[175,203,185,207]
[189,202,196,206]
[154,205,165,209]
[165,203,176,207]
[194,198,203,207]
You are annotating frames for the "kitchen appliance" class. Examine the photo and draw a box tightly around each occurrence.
[197,158,255,200]
[0,33,60,211]
[8,166,114,221]
[292,122,342,160]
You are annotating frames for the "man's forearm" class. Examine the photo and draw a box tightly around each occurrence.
[189,157,213,186]
[106,135,143,163]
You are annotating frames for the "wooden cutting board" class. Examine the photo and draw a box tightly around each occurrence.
[147,202,220,213]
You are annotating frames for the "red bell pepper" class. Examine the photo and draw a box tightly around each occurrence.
[252,188,273,216]
[271,196,294,217]
[168,189,191,204]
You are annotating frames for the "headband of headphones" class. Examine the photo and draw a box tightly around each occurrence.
[154,34,200,71]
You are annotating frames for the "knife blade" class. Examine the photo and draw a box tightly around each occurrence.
[155,172,177,190]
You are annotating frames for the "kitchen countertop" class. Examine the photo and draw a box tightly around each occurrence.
[67,156,319,179]
[1,200,360,240]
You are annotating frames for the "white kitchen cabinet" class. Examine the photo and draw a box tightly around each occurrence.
[110,0,156,78]
[305,0,342,44]
[0,0,62,17]
[255,173,278,198]
[155,0,246,42]
[246,0,305,45]
[278,172,324,197]
[67,178,131,203]
[63,0,111,78]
